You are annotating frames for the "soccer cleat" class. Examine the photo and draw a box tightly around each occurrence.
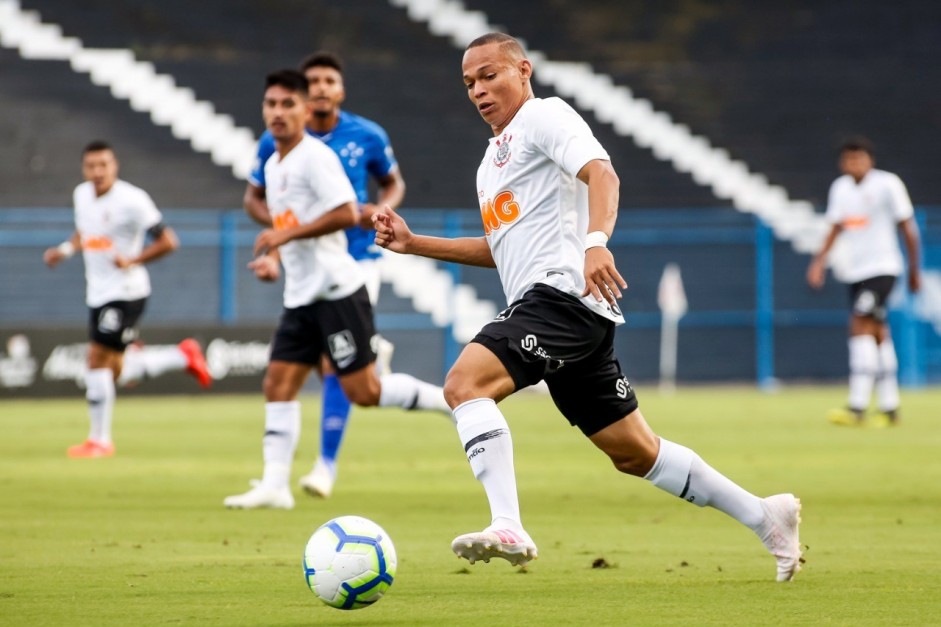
[299,458,336,498]
[67,439,115,458]
[869,410,899,429]
[178,338,212,388]
[375,335,395,377]
[451,527,538,567]
[223,483,294,510]
[827,407,864,427]
[756,493,802,582]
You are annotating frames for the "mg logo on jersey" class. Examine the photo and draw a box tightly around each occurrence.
[327,330,357,369]
[273,209,299,231]
[521,334,538,352]
[493,133,512,167]
[615,376,633,399]
[480,190,521,235]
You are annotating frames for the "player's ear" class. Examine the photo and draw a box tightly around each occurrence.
[519,59,533,81]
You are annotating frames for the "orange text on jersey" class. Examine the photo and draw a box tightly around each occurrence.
[842,216,870,229]
[480,191,521,235]
[81,235,113,251]
[273,210,300,231]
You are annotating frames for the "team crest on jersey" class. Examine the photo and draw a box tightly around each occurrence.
[493,134,512,168]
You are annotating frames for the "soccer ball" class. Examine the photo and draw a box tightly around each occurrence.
[302,515,397,610]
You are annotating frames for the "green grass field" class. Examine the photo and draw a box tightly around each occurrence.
[2,387,940,626]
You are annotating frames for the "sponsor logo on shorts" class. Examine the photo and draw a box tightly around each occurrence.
[520,334,556,363]
[98,308,123,334]
[521,334,538,351]
[327,330,357,368]
[615,376,633,400]
[854,290,876,314]
[495,304,519,322]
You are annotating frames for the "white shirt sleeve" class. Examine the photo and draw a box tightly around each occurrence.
[133,188,164,231]
[824,179,844,225]
[528,98,610,177]
[887,173,914,222]
[308,145,357,212]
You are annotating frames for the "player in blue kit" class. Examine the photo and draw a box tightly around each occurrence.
[243,52,406,499]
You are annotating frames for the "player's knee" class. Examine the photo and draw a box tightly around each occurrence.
[442,371,479,409]
[343,379,381,407]
[262,374,293,402]
[609,452,654,477]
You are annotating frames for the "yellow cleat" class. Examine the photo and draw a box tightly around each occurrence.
[827,408,864,427]
[868,411,899,429]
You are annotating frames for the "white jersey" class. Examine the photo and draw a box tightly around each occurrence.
[825,168,914,283]
[264,135,362,308]
[476,97,623,324]
[73,179,162,307]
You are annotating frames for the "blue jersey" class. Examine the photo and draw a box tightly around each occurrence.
[249,111,398,261]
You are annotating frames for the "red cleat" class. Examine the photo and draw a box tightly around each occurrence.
[178,338,212,388]
[67,439,115,458]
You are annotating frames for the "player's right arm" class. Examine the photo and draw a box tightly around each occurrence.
[43,231,81,268]
[807,223,843,289]
[243,182,272,226]
[248,248,281,282]
[372,206,495,267]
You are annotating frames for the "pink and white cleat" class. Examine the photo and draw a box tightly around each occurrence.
[757,493,803,582]
[451,526,538,567]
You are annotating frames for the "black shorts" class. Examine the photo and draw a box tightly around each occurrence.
[472,284,639,437]
[849,275,896,321]
[270,286,377,375]
[88,299,146,352]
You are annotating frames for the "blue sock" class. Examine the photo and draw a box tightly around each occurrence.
[320,374,351,465]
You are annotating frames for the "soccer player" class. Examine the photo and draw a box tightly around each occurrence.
[373,33,802,582]
[807,137,921,427]
[243,52,404,498]
[43,141,211,458]
[223,70,448,510]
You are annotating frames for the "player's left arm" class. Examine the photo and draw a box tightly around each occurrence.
[578,159,627,305]
[116,223,179,268]
[253,202,358,256]
[359,168,405,228]
[899,217,921,293]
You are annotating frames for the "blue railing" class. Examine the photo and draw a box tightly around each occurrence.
[1,206,937,385]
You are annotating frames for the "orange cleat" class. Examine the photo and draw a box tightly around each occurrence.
[179,338,212,388]
[67,439,115,458]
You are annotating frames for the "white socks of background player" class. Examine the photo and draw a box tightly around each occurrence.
[261,401,300,490]
[379,373,452,416]
[645,438,765,529]
[85,368,115,444]
[875,338,900,412]
[848,335,879,412]
[454,399,522,531]
[117,346,188,387]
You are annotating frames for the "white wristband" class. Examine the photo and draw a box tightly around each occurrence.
[584,231,608,251]
[57,241,75,258]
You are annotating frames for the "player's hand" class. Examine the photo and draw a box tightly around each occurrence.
[807,258,826,289]
[254,228,289,257]
[372,206,413,254]
[248,255,280,282]
[582,247,627,305]
[43,248,64,268]
[909,270,921,293]
[113,254,134,269]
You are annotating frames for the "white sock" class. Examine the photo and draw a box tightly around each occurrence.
[454,398,522,530]
[118,346,187,386]
[85,368,116,444]
[644,438,764,529]
[262,401,300,489]
[379,373,451,415]
[848,335,879,411]
[876,339,900,412]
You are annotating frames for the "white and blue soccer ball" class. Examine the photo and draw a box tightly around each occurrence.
[302,515,397,610]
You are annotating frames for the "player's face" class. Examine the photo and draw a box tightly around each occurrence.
[462,43,531,134]
[81,149,118,196]
[304,66,344,118]
[263,85,309,142]
[839,149,874,181]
